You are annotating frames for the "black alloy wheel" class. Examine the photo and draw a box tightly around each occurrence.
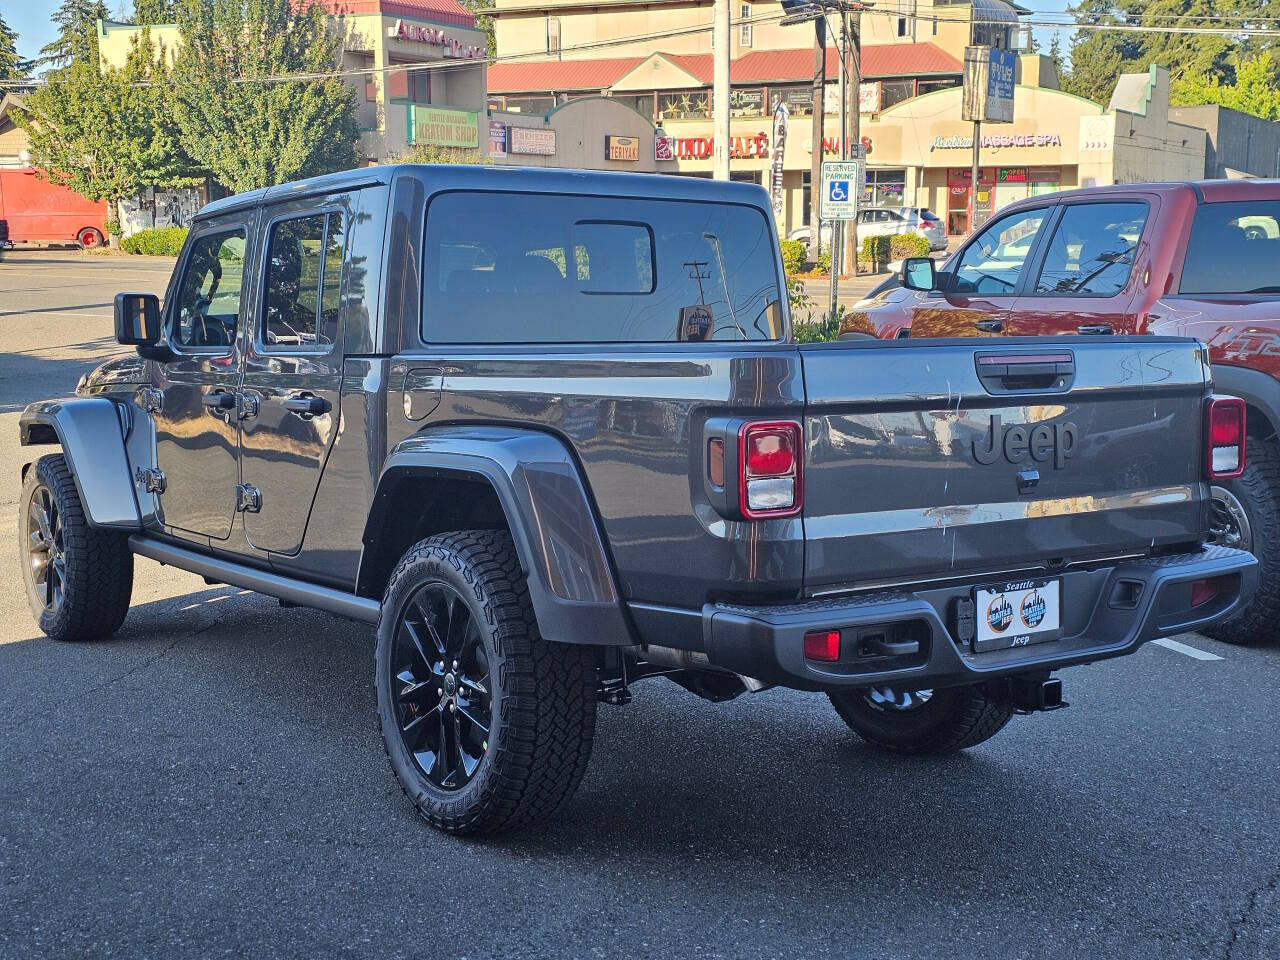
[26,480,66,614]
[390,581,493,791]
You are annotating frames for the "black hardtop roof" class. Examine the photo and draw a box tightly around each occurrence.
[195,164,773,221]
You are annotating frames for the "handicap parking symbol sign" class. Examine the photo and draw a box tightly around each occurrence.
[827,180,849,202]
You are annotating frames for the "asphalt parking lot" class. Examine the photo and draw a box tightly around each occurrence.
[0,248,1277,960]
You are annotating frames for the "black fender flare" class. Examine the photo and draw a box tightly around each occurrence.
[18,397,142,530]
[357,425,634,646]
[1210,363,1280,441]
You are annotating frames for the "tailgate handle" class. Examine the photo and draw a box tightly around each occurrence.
[975,351,1075,394]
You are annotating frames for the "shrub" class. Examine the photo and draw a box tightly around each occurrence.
[121,226,188,257]
[860,235,890,264]
[817,248,832,274]
[890,233,931,260]
[779,239,807,276]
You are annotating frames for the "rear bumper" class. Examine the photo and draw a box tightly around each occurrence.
[696,546,1256,691]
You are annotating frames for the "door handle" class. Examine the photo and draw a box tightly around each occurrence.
[283,393,330,417]
[201,390,236,412]
[974,319,1003,333]
[1077,324,1114,336]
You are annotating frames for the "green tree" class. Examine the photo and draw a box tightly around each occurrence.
[1172,51,1280,119]
[456,0,495,57]
[133,0,177,26]
[17,30,195,209]
[1062,0,1143,104]
[1,13,34,80]
[170,0,358,193]
[41,0,109,67]
[1135,0,1236,84]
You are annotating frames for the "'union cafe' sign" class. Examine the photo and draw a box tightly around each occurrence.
[410,105,480,149]
[658,132,872,161]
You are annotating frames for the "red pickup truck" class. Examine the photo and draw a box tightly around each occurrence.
[849,180,1280,646]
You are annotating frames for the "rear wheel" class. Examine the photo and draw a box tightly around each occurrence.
[829,683,1014,754]
[76,227,105,250]
[1205,434,1280,646]
[375,530,597,834]
[19,454,133,642]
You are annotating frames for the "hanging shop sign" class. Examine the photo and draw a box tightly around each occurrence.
[489,120,507,159]
[768,101,789,217]
[962,45,1016,124]
[859,81,881,114]
[388,19,484,59]
[998,167,1028,183]
[655,133,675,161]
[605,135,640,161]
[410,105,479,149]
[509,126,557,156]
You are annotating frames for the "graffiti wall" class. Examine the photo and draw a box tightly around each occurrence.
[118,187,203,235]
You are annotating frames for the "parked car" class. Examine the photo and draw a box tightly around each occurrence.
[0,169,109,248]
[851,180,1280,644]
[20,166,1255,836]
[788,206,947,254]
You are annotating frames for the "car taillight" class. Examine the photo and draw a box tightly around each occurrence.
[803,630,841,662]
[739,420,802,518]
[1206,396,1246,479]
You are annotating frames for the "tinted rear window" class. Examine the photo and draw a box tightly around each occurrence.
[1180,200,1280,295]
[422,191,784,343]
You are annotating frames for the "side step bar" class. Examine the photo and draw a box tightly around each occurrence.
[128,535,382,625]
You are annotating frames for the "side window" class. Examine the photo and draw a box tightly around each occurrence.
[262,212,345,351]
[1180,200,1280,295]
[1034,202,1148,295]
[422,192,782,343]
[952,208,1048,295]
[173,228,247,349]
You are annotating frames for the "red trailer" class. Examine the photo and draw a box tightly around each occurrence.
[0,169,109,248]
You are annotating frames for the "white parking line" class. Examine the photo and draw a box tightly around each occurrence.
[1151,636,1224,661]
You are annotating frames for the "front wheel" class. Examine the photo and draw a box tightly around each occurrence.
[828,684,1014,754]
[375,530,597,834]
[19,454,133,641]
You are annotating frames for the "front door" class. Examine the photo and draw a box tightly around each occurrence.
[152,216,255,540]
[238,199,350,556]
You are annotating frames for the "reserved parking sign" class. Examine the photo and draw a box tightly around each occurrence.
[820,160,861,220]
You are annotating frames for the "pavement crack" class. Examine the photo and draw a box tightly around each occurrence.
[1224,861,1280,959]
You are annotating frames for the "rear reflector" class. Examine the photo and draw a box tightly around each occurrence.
[1207,396,1246,479]
[803,630,841,662]
[740,421,802,519]
[1190,577,1220,608]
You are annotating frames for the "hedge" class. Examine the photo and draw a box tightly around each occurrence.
[890,233,932,260]
[860,235,890,264]
[121,226,188,257]
[779,238,807,276]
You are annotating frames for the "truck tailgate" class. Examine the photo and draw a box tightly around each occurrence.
[800,337,1209,592]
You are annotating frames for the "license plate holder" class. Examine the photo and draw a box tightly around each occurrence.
[973,578,1061,653]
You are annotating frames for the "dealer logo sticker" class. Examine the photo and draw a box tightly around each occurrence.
[1020,589,1047,629]
[986,595,1014,633]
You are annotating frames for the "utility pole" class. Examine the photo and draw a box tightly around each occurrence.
[713,0,731,180]
[844,5,861,278]
[809,14,826,256]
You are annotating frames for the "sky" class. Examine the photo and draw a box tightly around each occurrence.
[6,0,1075,68]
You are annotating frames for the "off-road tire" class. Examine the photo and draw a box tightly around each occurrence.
[375,530,597,834]
[1205,434,1280,646]
[828,684,1014,755]
[19,453,133,641]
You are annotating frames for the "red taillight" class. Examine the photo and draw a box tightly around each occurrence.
[1206,396,1246,479]
[803,629,841,662]
[1190,578,1219,608]
[739,421,802,518]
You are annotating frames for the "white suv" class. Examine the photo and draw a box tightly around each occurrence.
[789,206,947,254]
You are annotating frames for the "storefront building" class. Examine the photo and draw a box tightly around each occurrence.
[489,96,664,171]
[96,0,487,164]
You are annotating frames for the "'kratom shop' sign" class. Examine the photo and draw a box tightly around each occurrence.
[410,106,480,149]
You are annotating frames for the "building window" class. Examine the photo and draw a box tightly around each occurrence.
[659,90,710,120]
[739,4,752,47]
[880,79,915,110]
[772,87,813,117]
[546,17,561,56]
[504,95,556,115]
[409,69,430,105]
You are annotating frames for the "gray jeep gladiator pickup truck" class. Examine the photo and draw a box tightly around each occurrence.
[18,165,1258,835]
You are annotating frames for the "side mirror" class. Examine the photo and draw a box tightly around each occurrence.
[115,292,162,346]
[900,257,937,292]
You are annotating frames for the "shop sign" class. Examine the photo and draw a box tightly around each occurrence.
[509,126,556,156]
[410,105,479,149]
[930,132,1062,151]
[962,45,1015,124]
[388,19,484,59]
[489,120,507,159]
[655,134,675,161]
[605,135,640,161]
[769,102,788,216]
[730,89,765,116]
[859,81,881,114]
[780,88,813,115]
[998,167,1027,183]
[669,133,769,160]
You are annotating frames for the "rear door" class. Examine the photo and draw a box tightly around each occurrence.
[237,193,354,556]
[800,337,1207,592]
[1002,196,1156,337]
[910,204,1054,338]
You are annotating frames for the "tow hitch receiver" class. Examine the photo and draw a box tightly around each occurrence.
[995,675,1067,714]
